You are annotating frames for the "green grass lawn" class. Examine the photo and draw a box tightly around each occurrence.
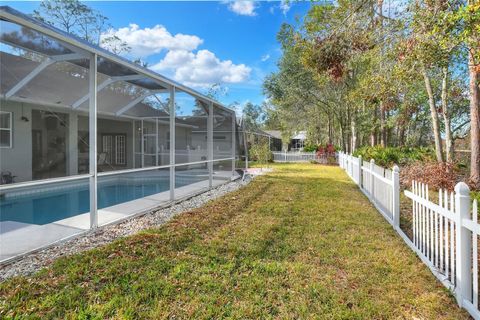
[0,164,469,319]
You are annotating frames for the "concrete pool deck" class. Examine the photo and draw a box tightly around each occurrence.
[0,175,232,262]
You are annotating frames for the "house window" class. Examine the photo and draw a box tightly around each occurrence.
[0,111,12,148]
[102,135,113,163]
[101,134,126,166]
[115,135,126,165]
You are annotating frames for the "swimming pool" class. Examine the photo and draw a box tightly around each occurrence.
[0,172,207,225]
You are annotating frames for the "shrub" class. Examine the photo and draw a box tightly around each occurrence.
[353,146,435,167]
[315,144,337,164]
[249,142,272,165]
[400,161,457,191]
[316,143,336,156]
[303,143,318,152]
[472,191,480,203]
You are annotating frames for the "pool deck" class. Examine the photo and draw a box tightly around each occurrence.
[0,176,231,263]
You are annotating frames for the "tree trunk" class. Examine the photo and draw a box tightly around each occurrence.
[327,114,333,144]
[377,0,386,148]
[339,121,347,152]
[422,65,444,163]
[370,106,377,146]
[469,50,480,188]
[380,103,387,147]
[441,66,454,163]
[398,125,406,146]
[351,116,357,152]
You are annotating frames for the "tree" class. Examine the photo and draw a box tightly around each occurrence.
[101,34,131,55]
[430,1,480,185]
[205,83,228,100]
[34,0,107,44]
[264,0,478,191]
[242,102,265,130]
[462,1,480,188]
[34,0,130,54]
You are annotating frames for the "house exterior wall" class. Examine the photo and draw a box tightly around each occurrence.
[0,100,33,182]
[79,116,134,169]
[0,100,234,183]
[1,100,136,182]
[191,130,234,159]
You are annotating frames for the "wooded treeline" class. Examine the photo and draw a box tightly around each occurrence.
[263,0,480,188]
[29,0,480,187]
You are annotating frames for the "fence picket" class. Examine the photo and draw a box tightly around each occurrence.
[427,185,432,260]
[435,196,439,267]
[450,191,455,286]
[473,200,478,309]
[439,189,444,271]
[413,181,417,247]
[338,152,479,319]
[422,183,426,255]
[273,151,328,163]
[445,189,450,277]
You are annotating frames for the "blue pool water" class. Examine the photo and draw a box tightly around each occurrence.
[0,174,203,225]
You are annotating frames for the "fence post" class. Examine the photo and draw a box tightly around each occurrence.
[455,182,472,306]
[370,159,375,201]
[392,165,400,229]
[357,156,363,187]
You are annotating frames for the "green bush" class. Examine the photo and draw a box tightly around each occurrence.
[303,143,318,152]
[249,142,272,166]
[472,191,480,203]
[352,146,435,167]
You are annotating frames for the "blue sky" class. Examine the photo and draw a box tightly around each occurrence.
[3,1,311,112]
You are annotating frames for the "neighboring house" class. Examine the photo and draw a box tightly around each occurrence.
[264,130,283,151]
[290,131,306,151]
[264,130,307,151]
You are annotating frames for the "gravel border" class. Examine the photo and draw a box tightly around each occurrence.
[0,178,250,281]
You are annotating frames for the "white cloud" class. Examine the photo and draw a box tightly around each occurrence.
[226,1,257,16]
[261,54,270,62]
[100,24,203,58]
[280,0,291,15]
[102,22,251,89]
[151,49,251,88]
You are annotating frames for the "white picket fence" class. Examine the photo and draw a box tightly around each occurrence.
[340,152,399,225]
[272,151,337,163]
[272,151,317,162]
[338,151,480,319]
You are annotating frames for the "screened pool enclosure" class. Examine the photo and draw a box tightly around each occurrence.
[0,6,238,262]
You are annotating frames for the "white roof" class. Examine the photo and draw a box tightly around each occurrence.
[292,131,306,140]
